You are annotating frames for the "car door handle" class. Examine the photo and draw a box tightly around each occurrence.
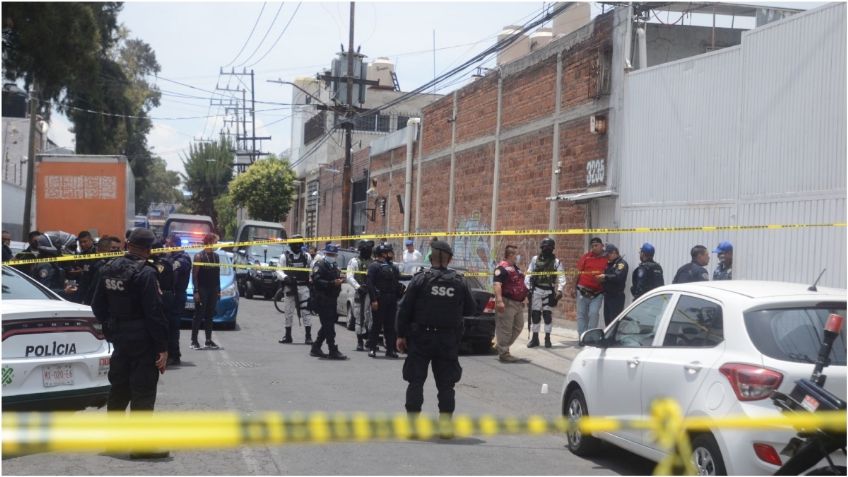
[627,358,640,368]
[684,362,703,374]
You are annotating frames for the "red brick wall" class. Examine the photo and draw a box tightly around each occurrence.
[421,95,454,157]
[502,61,557,131]
[456,76,498,143]
[559,115,610,191]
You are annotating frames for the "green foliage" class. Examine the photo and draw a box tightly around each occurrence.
[214,194,237,242]
[228,156,297,223]
[138,158,182,213]
[181,140,234,227]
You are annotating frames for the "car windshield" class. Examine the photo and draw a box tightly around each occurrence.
[188,250,234,276]
[247,244,286,262]
[744,303,847,366]
[1,266,60,300]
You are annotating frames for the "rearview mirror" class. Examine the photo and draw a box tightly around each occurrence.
[580,328,606,348]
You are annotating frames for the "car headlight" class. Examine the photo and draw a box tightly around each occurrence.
[220,283,237,298]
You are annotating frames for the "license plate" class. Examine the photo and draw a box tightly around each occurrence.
[185,302,195,310]
[42,364,73,387]
[263,279,273,283]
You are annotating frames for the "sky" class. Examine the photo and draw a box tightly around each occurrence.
[46,1,821,177]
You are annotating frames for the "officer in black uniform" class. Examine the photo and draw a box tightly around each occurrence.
[151,240,177,364]
[91,228,169,459]
[396,241,476,419]
[598,244,629,326]
[167,233,192,365]
[630,242,664,299]
[29,235,67,297]
[367,244,402,358]
[672,245,711,284]
[309,244,347,360]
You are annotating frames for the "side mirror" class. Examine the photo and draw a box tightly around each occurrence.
[580,328,606,348]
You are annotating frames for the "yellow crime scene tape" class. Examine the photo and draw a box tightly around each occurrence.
[2,399,845,476]
[6,222,846,268]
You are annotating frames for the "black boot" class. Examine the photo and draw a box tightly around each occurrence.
[545,333,552,348]
[278,327,293,344]
[346,315,356,331]
[527,332,540,348]
[310,343,327,358]
[304,326,313,344]
[356,335,365,351]
[368,348,377,358]
[327,344,348,360]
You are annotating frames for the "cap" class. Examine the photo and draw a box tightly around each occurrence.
[430,240,453,256]
[324,244,339,254]
[128,228,156,248]
[603,243,619,255]
[404,239,414,246]
[713,241,733,254]
[590,237,603,245]
[640,242,655,255]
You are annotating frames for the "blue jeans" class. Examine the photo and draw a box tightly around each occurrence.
[576,292,604,337]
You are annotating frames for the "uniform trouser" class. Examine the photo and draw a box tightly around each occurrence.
[169,291,186,358]
[192,288,218,342]
[368,295,397,352]
[403,331,462,414]
[529,287,555,334]
[495,298,525,354]
[283,284,314,327]
[107,337,159,411]
[160,292,176,358]
[313,299,337,348]
[603,292,625,326]
[576,292,604,336]
[353,293,372,336]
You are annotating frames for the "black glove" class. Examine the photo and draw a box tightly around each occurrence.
[397,283,407,296]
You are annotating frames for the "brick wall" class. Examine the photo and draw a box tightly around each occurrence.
[456,76,498,143]
[501,61,557,131]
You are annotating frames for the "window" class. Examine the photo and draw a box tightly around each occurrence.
[376,115,391,132]
[2,267,60,300]
[662,295,724,347]
[608,294,671,347]
[351,179,367,235]
[396,115,410,130]
[304,112,327,145]
[744,304,846,366]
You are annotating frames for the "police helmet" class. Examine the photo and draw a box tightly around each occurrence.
[429,240,453,257]
[128,228,156,248]
[383,243,394,253]
[35,234,59,256]
[640,242,655,256]
[540,238,555,249]
[323,243,339,255]
[357,239,374,251]
[289,234,304,243]
[374,244,387,256]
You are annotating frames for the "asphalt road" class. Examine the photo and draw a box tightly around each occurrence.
[4,297,654,475]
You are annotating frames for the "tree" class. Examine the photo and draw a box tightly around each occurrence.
[138,157,182,213]
[214,193,237,241]
[229,156,297,223]
[181,140,233,227]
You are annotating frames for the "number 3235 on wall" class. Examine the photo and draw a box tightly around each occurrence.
[586,159,605,186]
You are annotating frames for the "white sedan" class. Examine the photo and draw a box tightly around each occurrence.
[2,266,112,411]
[562,280,846,475]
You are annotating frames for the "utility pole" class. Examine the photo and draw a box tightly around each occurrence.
[220,68,270,167]
[22,79,38,241]
[341,1,355,242]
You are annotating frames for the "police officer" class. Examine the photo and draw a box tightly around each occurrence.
[90,228,169,458]
[630,243,664,299]
[712,241,733,281]
[598,244,629,326]
[30,235,68,297]
[346,240,375,351]
[396,240,476,419]
[167,233,192,365]
[82,236,116,305]
[309,244,347,360]
[150,240,177,365]
[277,235,314,344]
[367,243,403,358]
[524,238,566,348]
[673,245,711,284]
[70,231,98,304]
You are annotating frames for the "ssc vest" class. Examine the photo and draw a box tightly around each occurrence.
[101,257,145,322]
[286,251,310,283]
[415,270,465,328]
[498,260,529,302]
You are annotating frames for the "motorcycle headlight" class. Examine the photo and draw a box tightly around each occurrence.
[220,283,237,298]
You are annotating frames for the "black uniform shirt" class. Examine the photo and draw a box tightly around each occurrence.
[311,258,341,298]
[672,261,710,284]
[602,257,629,295]
[396,267,476,338]
[631,260,664,298]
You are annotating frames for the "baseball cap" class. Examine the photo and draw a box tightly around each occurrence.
[128,228,156,248]
[590,237,603,245]
[640,242,655,255]
[430,240,453,256]
[404,239,414,246]
[603,243,619,255]
[713,241,733,254]
[324,244,339,254]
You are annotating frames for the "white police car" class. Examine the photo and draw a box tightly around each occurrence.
[2,265,111,410]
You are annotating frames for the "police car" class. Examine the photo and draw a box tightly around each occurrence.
[2,266,111,411]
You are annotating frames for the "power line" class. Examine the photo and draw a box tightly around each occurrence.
[223,2,267,67]
[236,2,286,68]
[247,2,303,68]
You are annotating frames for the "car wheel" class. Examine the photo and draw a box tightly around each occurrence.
[245,281,254,299]
[691,433,727,476]
[565,388,601,456]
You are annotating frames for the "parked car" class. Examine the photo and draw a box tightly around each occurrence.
[336,263,497,353]
[179,250,240,330]
[561,280,846,475]
[1,265,111,411]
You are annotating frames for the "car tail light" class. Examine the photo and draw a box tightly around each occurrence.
[753,443,782,466]
[719,363,783,401]
[91,321,106,340]
[483,297,496,314]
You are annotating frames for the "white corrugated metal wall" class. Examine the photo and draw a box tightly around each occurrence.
[614,2,846,294]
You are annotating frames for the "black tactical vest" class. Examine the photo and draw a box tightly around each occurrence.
[355,257,372,285]
[374,261,399,295]
[153,256,176,293]
[533,255,557,287]
[100,256,146,322]
[414,269,466,328]
[286,251,311,284]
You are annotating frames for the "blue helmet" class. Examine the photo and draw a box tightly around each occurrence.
[639,242,655,256]
[323,243,339,254]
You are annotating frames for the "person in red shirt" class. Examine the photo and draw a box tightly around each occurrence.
[572,237,608,337]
